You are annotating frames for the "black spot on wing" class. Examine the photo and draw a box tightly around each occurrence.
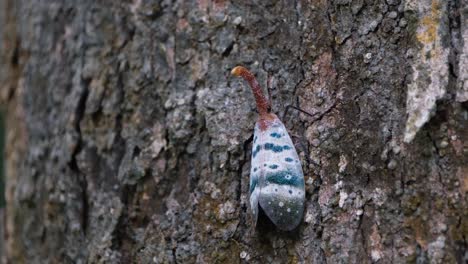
[264,143,285,153]
[252,145,261,158]
[265,169,304,187]
[272,145,283,152]
[270,132,281,138]
[249,176,258,194]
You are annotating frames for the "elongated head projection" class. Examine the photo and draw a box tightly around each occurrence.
[231,66,271,116]
[231,66,305,231]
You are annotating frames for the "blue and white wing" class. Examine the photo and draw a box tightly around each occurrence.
[249,118,305,231]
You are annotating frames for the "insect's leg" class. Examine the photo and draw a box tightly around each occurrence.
[282,97,299,120]
[283,99,337,124]
[285,97,338,169]
[291,135,321,169]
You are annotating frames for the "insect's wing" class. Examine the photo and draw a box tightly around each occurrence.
[249,170,260,229]
[250,118,305,231]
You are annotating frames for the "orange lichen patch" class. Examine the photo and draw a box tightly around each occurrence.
[288,249,299,264]
[405,216,429,249]
[416,0,441,44]
[459,167,468,193]
[417,17,437,44]
[402,193,431,249]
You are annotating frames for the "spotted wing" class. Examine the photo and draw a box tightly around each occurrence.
[249,117,305,231]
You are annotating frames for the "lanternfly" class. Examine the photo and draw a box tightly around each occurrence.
[232,66,305,231]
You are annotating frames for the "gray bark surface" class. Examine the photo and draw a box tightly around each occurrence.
[0,0,467,263]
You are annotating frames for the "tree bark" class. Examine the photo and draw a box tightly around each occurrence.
[0,0,467,263]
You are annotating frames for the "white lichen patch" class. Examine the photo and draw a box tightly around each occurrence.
[339,191,348,208]
[150,123,166,158]
[305,211,314,224]
[371,250,382,262]
[217,201,236,222]
[458,3,468,102]
[338,155,348,173]
[372,188,387,207]
[428,236,446,262]
[404,0,450,143]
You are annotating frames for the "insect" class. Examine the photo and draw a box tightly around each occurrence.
[231,66,305,231]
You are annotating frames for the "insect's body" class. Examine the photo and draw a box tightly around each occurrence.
[232,66,305,231]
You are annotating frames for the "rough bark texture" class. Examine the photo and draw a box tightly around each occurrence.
[0,0,467,263]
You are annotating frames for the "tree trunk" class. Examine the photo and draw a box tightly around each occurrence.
[0,0,466,263]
